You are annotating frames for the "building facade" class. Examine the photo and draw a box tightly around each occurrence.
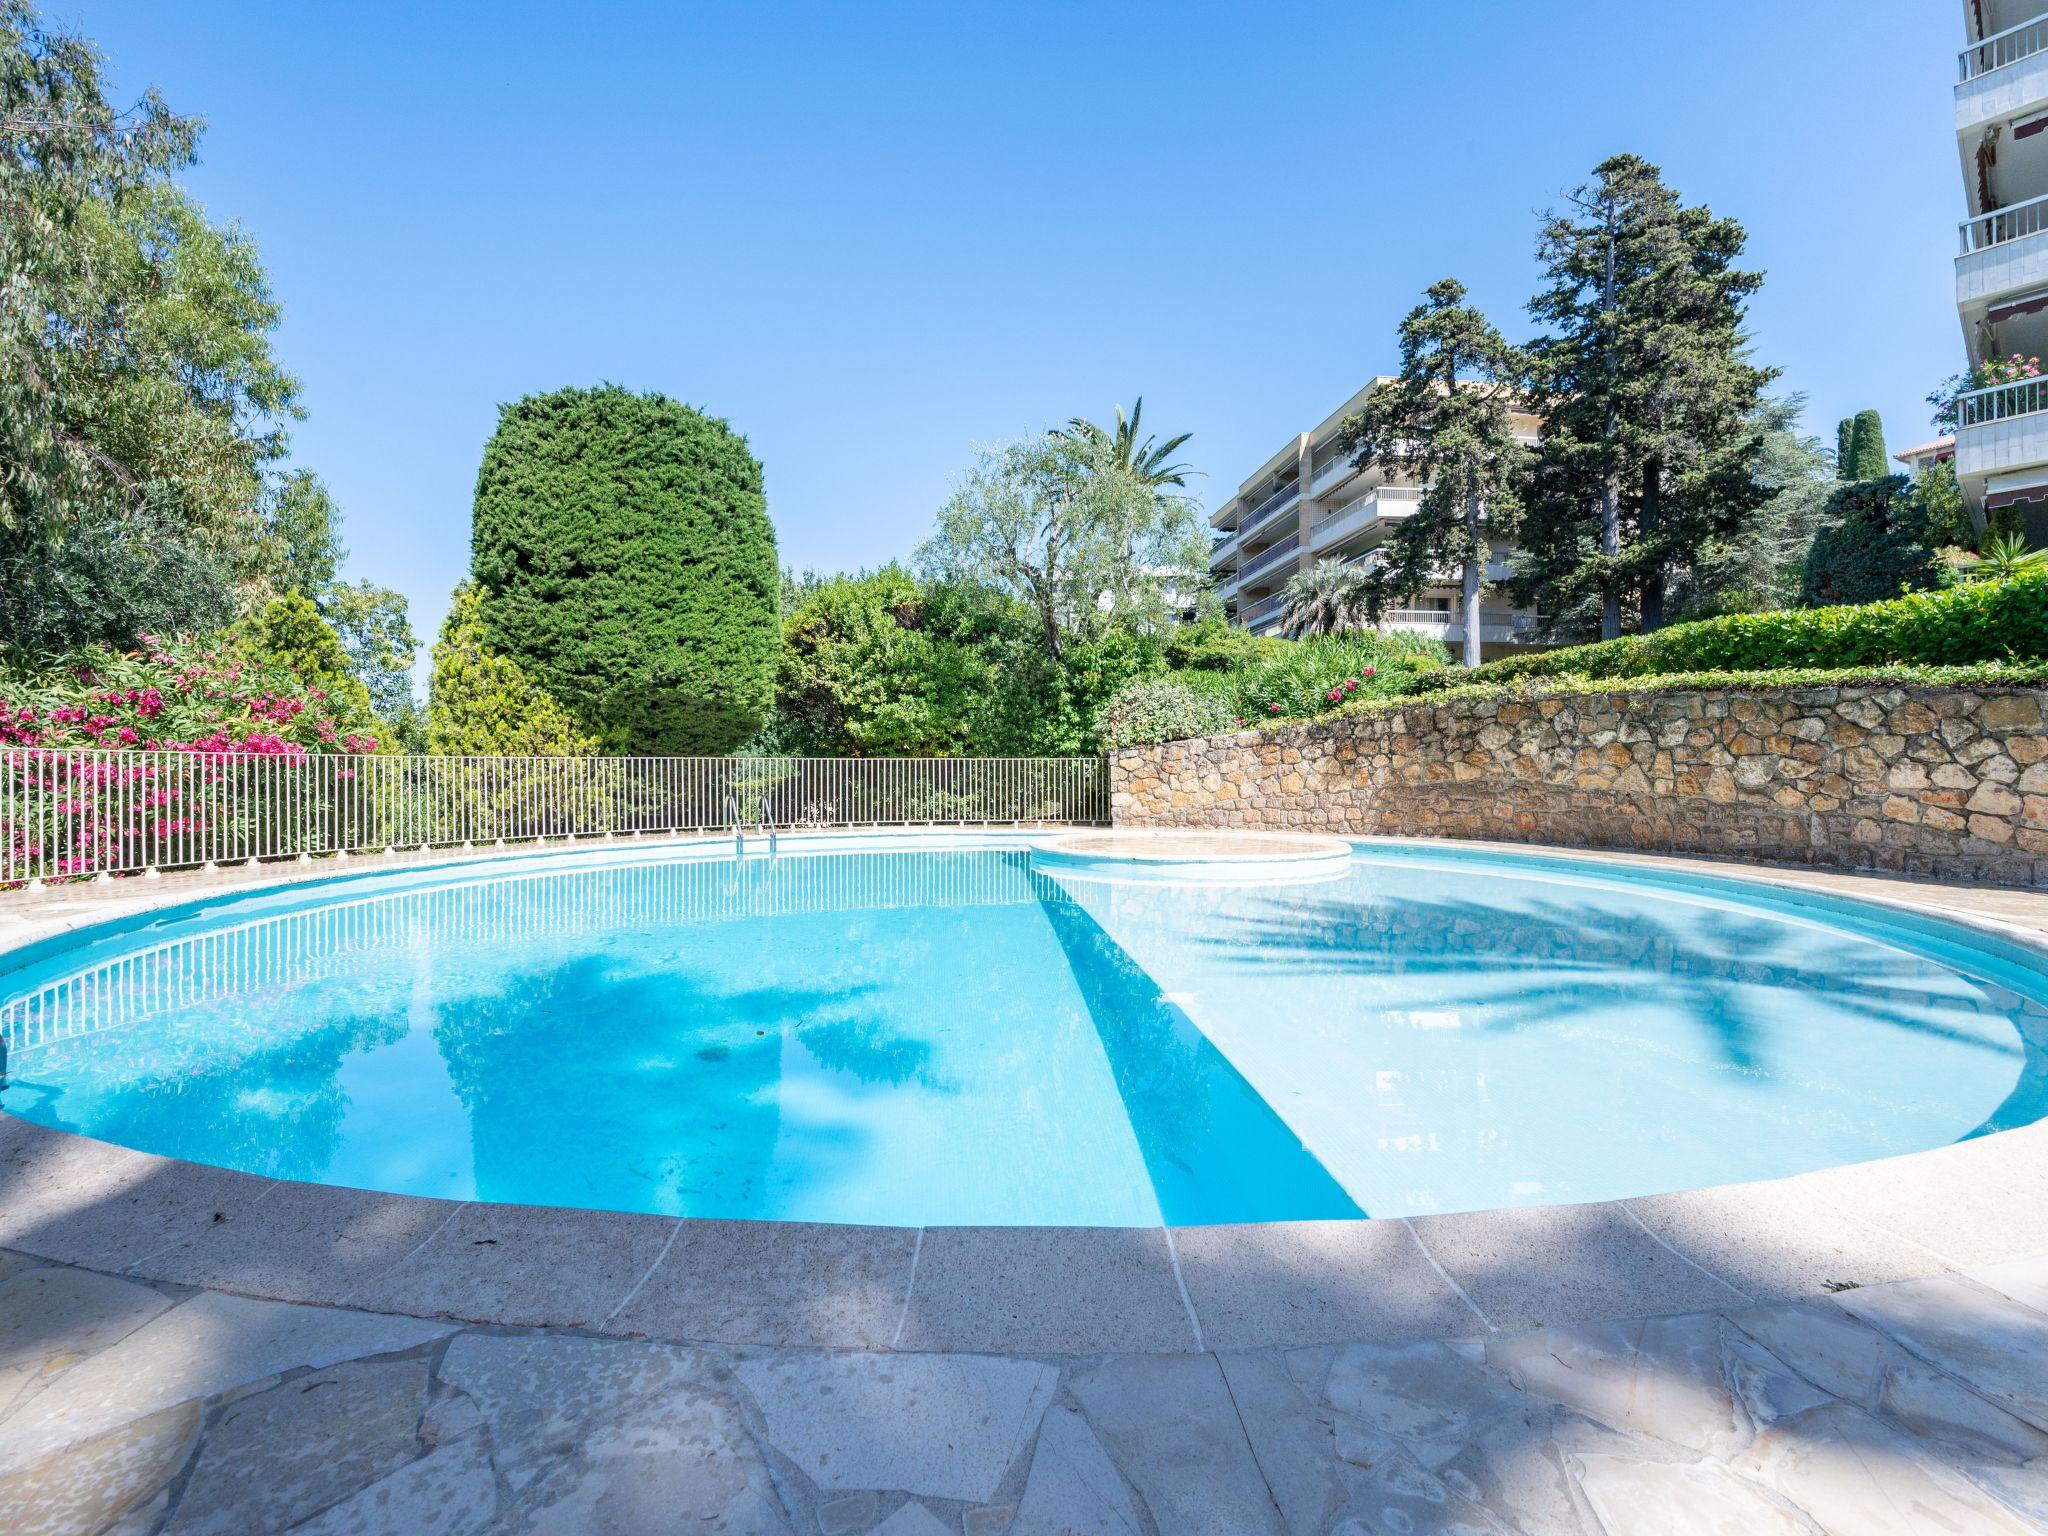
[1956,2,2048,543]
[1207,380,1545,656]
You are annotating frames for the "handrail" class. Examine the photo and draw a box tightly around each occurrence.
[1237,532,1302,584]
[1961,13,2048,80]
[1236,479,1302,543]
[1961,190,2048,253]
[1959,375,2048,426]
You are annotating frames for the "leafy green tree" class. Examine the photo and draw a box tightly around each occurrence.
[918,433,1203,660]
[470,385,779,754]
[2,4,299,544]
[1800,476,1945,607]
[322,580,418,724]
[1517,154,1774,638]
[1279,560,1376,638]
[1841,410,1889,481]
[427,583,596,756]
[1836,418,1854,474]
[1676,397,1835,617]
[1053,398,1193,488]
[1341,278,1527,667]
[0,503,236,661]
[1913,458,1974,550]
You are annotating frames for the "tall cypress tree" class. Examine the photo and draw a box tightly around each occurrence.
[1516,155,1775,637]
[470,386,779,754]
[1842,409,1889,481]
[1836,418,1855,475]
[1339,280,1528,669]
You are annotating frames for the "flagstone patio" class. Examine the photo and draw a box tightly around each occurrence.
[5,1241,2048,1534]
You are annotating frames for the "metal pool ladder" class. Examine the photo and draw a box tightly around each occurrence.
[725,790,778,857]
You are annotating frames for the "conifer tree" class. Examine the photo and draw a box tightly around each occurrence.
[1340,279,1528,668]
[1836,418,1854,475]
[1516,155,1775,637]
[1842,409,1889,481]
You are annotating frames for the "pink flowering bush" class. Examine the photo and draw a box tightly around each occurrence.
[1930,354,2044,431]
[2,633,386,881]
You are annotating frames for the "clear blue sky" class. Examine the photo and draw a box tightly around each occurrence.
[70,0,1961,676]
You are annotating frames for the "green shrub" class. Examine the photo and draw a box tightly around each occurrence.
[775,566,988,756]
[470,385,778,753]
[1447,569,2048,687]
[1222,630,1448,723]
[1096,677,1237,748]
[1160,619,1285,673]
[426,584,597,757]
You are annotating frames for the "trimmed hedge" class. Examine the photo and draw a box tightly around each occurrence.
[1441,571,2048,687]
[470,385,778,754]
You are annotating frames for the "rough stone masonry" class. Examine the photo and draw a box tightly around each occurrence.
[1108,684,2048,888]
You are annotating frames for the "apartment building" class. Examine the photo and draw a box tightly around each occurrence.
[1207,380,1545,656]
[1956,2,2048,543]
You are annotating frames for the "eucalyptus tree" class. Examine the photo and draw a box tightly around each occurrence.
[1517,155,1773,638]
[1279,560,1377,638]
[1339,279,1528,668]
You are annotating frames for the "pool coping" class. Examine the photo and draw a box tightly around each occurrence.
[3,830,2048,1357]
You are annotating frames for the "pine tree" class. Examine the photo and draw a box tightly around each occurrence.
[1842,409,1889,481]
[1339,279,1528,668]
[1516,155,1775,638]
[1836,418,1854,475]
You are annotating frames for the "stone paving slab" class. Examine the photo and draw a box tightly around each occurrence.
[2,1244,2048,1532]
[893,1226,1196,1354]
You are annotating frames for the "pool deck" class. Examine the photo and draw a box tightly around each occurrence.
[4,833,2048,1531]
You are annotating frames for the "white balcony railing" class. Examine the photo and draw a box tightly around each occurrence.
[1962,191,2048,253]
[1311,485,1423,552]
[0,751,1110,886]
[1959,375,2048,427]
[1961,14,2048,80]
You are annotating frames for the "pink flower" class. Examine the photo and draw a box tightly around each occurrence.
[1363,666,1376,677]
[1327,688,1342,702]
[1343,678,1358,692]
[1268,703,1283,714]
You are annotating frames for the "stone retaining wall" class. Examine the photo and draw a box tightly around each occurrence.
[1108,684,2048,887]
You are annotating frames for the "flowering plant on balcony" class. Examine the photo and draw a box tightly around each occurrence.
[1929,354,2043,431]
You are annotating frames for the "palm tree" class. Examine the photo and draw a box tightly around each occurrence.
[1055,398,1193,488]
[1279,560,1377,637]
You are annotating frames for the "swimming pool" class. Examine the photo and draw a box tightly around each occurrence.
[3,836,2045,1226]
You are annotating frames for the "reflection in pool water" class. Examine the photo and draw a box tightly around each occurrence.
[2,842,2044,1225]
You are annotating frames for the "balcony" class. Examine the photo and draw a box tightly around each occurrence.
[1309,486,1423,553]
[1380,609,1544,646]
[1309,442,1359,492]
[1958,14,2048,135]
[1235,480,1301,543]
[1237,531,1301,585]
[1239,591,1287,631]
[1957,374,2048,478]
[1960,193,2048,307]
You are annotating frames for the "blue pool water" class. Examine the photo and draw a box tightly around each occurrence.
[2,838,2045,1225]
